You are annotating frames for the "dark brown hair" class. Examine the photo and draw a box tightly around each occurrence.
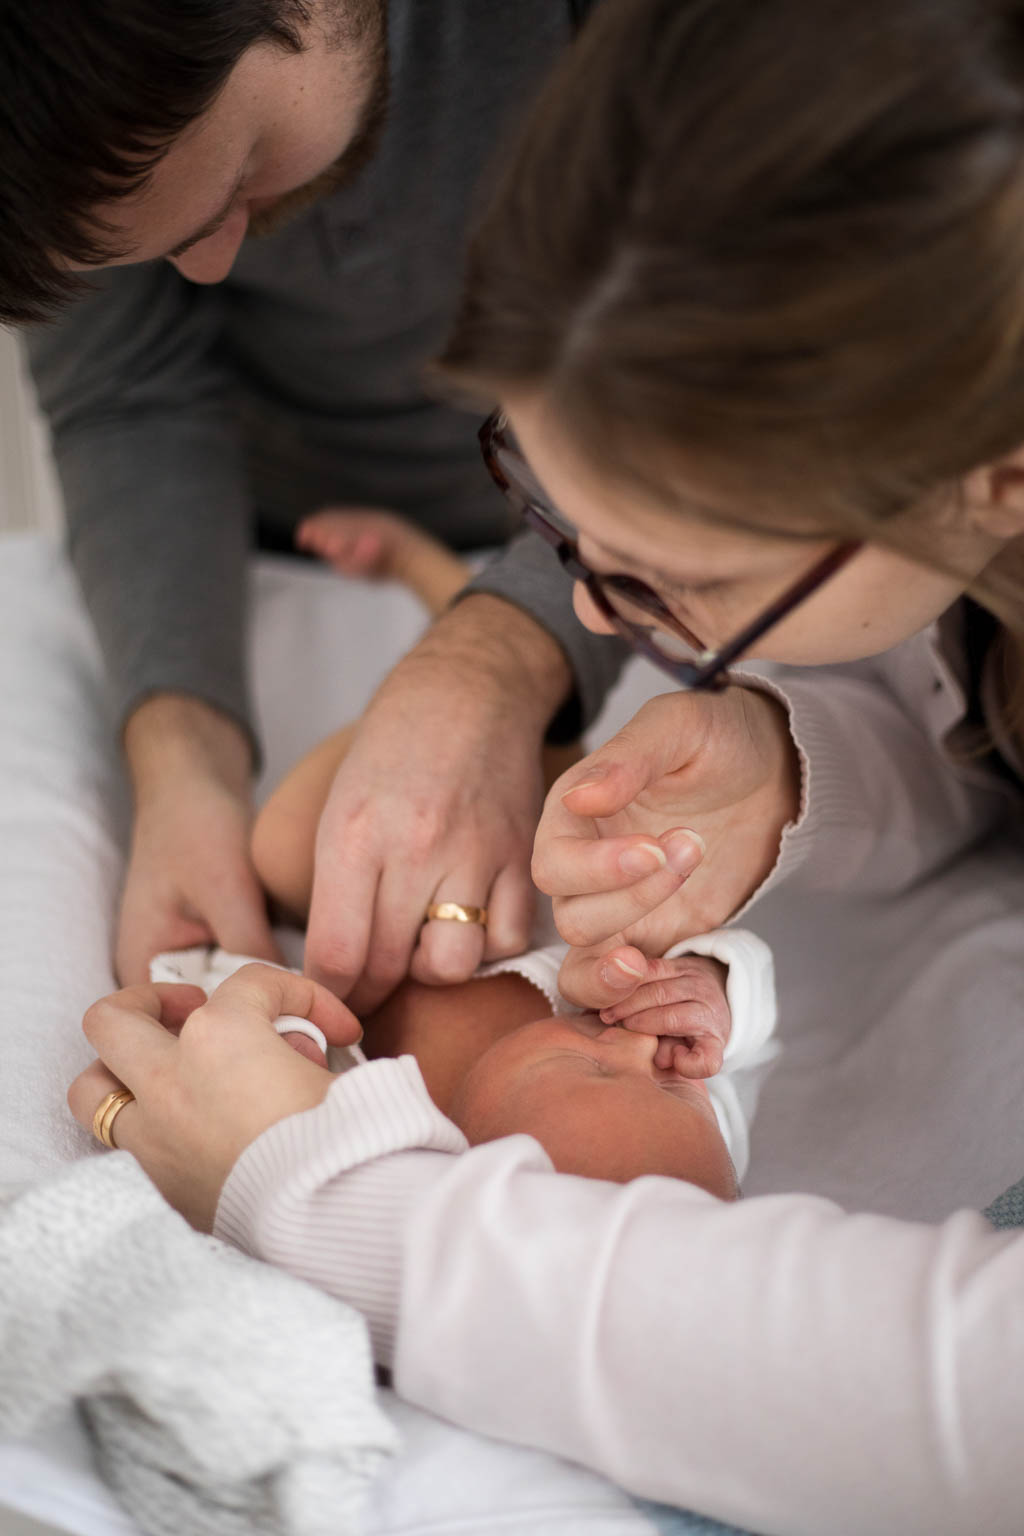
[0,0,380,325]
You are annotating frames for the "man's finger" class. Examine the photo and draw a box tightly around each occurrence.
[306,841,379,1001]
[412,861,493,989]
[481,861,534,962]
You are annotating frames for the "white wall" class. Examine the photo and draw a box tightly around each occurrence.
[0,328,64,535]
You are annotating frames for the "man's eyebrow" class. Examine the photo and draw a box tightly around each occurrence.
[163,172,246,259]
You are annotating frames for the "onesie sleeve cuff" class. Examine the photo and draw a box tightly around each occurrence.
[213,1057,468,1362]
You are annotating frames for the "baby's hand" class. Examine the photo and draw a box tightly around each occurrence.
[598,951,730,1077]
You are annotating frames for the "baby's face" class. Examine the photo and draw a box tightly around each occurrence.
[449,1013,737,1199]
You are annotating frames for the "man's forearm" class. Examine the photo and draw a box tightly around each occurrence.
[459,531,627,737]
[419,592,574,736]
[124,694,255,807]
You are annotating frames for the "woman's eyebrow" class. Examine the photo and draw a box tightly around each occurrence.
[164,171,247,259]
[585,538,730,594]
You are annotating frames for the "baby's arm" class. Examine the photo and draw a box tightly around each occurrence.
[598,954,731,1077]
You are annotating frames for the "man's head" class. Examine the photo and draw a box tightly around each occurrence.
[1,0,386,322]
[450,1012,739,1199]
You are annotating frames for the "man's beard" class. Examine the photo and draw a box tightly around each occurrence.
[248,9,389,239]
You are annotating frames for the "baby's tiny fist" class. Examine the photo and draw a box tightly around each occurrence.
[600,953,731,1079]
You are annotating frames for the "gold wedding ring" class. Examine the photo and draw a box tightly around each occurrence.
[425,901,488,927]
[92,1087,136,1150]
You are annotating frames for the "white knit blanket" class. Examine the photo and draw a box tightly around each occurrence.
[0,1155,398,1536]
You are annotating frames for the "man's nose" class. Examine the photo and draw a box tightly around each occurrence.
[167,205,250,285]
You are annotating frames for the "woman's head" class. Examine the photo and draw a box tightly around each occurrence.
[439,0,1024,671]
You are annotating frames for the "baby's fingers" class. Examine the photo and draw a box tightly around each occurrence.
[653,1031,726,1080]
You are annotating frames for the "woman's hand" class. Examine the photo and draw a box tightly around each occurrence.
[67,965,361,1231]
[533,685,800,1010]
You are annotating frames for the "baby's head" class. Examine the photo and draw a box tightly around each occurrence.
[448,1012,738,1200]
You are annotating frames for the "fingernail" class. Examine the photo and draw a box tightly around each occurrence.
[562,768,607,799]
[613,956,645,978]
[663,828,706,872]
[619,843,667,876]
[600,961,638,989]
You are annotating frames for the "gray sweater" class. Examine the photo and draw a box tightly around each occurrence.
[25,0,622,746]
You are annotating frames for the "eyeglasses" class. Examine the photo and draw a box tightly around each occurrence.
[480,411,859,692]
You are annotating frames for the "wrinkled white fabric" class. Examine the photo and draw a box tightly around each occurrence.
[0,1155,397,1536]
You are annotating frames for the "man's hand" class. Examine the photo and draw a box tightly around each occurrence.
[532,685,800,1011]
[117,696,282,983]
[305,596,572,1015]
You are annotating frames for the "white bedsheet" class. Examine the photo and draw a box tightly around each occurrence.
[0,535,661,1536]
[3,533,1024,1533]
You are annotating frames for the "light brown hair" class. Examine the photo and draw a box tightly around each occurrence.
[439,0,1024,730]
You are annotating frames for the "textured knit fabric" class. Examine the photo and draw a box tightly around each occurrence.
[0,1155,397,1536]
[23,0,625,742]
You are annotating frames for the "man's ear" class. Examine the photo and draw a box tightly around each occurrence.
[963,445,1024,539]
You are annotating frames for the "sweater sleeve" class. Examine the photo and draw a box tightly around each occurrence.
[23,263,255,746]
[459,530,628,737]
[215,1058,1024,1536]
[741,640,1018,907]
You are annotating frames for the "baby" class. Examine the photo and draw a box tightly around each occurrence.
[242,510,779,1195]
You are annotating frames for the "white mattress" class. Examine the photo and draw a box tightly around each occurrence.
[3,533,1024,1533]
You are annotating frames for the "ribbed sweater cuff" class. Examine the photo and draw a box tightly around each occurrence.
[734,672,860,910]
[214,1058,468,1363]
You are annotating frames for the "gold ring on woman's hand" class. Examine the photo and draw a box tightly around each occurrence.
[91,1087,136,1149]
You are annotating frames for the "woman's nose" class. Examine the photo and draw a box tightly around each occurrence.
[167,205,250,285]
[573,581,617,636]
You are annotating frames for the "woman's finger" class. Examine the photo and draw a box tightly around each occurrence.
[548,694,708,822]
[208,963,362,1049]
[533,826,703,900]
[551,846,702,950]
[81,983,203,1083]
[67,1058,142,1150]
